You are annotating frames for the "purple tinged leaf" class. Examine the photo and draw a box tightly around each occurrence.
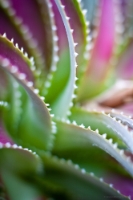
[44,0,70,105]
[105,172,133,200]
[53,120,133,177]
[0,7,26,49]
[0,35,34,81]
[89,0,115,75]
[0,56,52,151]
[77,0,116,101]
[51,0,68,50]
[10,0,54,70]
[0,4,45,73]
[61,0,88,75]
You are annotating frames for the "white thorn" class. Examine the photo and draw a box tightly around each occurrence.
[11,38,14,43]
[74,84,78,89]
[112,117,116,121]
[3,33,6,38]
[27,81,33,87]
[74,43,78,47]
[53,35,58,42]
[108,138,113,144]
[95,129,99,133]
[15,43,19,49]
[5,142,11,148]
[113,143,118,149]
[34,89,39,94]
[75,164,79,169]
[109,184,113,188]
[2,58,9,67]
[24,52,28,57]
[81,169,86,174]
[12,144,18,148]
[21,47,24,53]
[72,121,77,125]
[71,29,74,33]
[61,5,65,9]
[40,96,45,101]
[11,66,18,73]
[19,73,26,80]
[75,52,78,57]
[52,25,57,31]
[66,16,70,21]
[83,9,87,15]
[100,178,103,182]
[102,134,107,139]
[72,94,76,99]
[80,124,85,128]
[119,149,124,155]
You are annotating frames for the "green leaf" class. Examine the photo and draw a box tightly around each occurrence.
[0,54,52,150]
[69,107,133,152]
[52,120,133,177]
[45,0,77,118]
[35,152,129,200]
[0,146,43,200]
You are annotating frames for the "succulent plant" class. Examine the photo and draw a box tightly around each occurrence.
[0,0,133,199]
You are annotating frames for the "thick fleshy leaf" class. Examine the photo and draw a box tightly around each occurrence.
[44,0,70,108]
[69,107,133,152]
[0,35,34,81]
[0,56,52,151]
[52,120,133,177]
[9,0,54,70]
[0,1,45,74]
[45,0,77,118]
[51,121,133,198]
[35,152,129,200]
[61,0,89,78]
[77,0,117,101]
[0,146,43,200]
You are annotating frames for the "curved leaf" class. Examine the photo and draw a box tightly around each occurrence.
[35,152,129,200]
[53,120,133,177]
[9,0,54,70]
[0,146,43,200]
[0,1,45,75]
[45,0,77,118]
[0,56,52,150]
[69,107,133,153]
[77,0,119,101]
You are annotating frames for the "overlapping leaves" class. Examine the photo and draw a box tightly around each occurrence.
[0,0,133,199]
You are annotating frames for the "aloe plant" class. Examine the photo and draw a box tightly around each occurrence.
[0,0,133,199]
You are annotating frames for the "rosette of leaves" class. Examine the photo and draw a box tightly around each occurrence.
[0,0,133,199]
